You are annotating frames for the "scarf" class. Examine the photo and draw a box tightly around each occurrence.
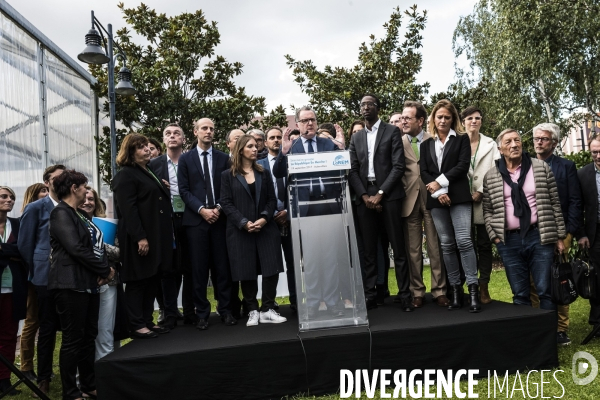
[497,152,532,238]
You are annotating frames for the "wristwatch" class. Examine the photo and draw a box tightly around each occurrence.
[378,190,384,195]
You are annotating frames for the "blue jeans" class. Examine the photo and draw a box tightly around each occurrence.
[431,203,478,286]
[496,227,556,311]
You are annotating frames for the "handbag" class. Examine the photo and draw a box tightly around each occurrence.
[550,254,578,305]
[572,250,597,300]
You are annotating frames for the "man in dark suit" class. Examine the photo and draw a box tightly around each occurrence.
[273,106,344,316]
[348,94,412,311]
[149,123,194,328]
[18,164,65,396]
[576,137,600,341]
[533,123,582,346]
[177,118,236,330]
[258,127,296,310]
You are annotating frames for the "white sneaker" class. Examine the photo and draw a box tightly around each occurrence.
[247,310,259,326]
[259,309,287,324]
[318,301,327,311]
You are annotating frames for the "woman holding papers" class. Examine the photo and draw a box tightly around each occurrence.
[220,135,286,327]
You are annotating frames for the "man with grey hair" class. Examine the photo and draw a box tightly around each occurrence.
[532,122,581,345]
[248,128,268,159]
[483,129,565,329]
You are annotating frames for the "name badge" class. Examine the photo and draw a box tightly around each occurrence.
[1,267,12,288]
[172,195,185,213]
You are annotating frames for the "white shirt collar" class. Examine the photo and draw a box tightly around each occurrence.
[268,153,277,162]
[301,136,316,144]
[197,145,213,155]
[49,195,59,207]
[435,129,457,141]
[366,119,381,133]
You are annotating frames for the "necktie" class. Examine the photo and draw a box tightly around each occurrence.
[202,151,215,206]
[306,139,321,198]
[411,137,419,160]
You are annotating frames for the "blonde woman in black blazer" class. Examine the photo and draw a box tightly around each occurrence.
[220,135,285,327]
[419,99,480,312]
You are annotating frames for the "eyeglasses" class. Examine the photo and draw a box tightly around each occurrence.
[360,101,377,109]
[400,116,416,121]
[298,118,316,124]
[464,116,482,121]
[532,137,552,143]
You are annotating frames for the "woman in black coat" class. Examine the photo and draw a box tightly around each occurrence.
[0,186,27,396]
[112,133,173,339]
[220,135,285,327]
[47,171,114,400]
[420,99,480,312]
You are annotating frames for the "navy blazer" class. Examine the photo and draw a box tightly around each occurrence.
[257,156,288,206]
[545,155,581,235]
[178,146,230,227]
[18,195,55,285]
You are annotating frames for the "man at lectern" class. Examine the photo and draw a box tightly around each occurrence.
[272,106,345,317]
[348,94,412,312]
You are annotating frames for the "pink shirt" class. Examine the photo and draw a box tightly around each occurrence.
[503,166,538,230]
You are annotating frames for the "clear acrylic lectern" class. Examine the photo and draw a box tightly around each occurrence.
[286,150,368,331]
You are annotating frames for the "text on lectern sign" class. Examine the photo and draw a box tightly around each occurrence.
[287,150,351,173]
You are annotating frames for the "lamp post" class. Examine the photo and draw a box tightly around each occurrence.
[78,10,136,189]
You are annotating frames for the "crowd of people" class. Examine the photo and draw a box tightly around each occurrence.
[1,96,599,399]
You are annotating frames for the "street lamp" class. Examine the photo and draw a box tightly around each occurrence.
[78,10,136,190]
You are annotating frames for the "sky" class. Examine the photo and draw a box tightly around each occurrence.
[9,0,477,113]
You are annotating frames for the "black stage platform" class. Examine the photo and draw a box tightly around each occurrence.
[96,296,558,399]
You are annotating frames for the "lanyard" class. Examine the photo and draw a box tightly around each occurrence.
[469,136,481,190]
[146,167,163,187]
[76,211,91,228]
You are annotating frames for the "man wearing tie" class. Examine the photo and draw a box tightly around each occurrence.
[258,127,296,310]
[178,118,237,330]
[400,101,447,308]
[273,106,344,317]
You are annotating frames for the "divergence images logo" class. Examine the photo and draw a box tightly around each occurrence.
[333,155,349,167]
[572,351,598,385]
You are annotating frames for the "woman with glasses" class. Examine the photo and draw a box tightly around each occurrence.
[461,106,500,304]
[420,100,481,312]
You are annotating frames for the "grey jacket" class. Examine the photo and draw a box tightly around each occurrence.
[482,157,566,245]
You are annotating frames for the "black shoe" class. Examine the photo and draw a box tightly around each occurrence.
[221,313,238,326]
[157,309,165,325]
[393,295,403,303]
[184,315,199,325]
[176,309,184,320]
[131,330,159,339]
[400,299,414,312]
[557,331,571,346]
[448,285,464,310]
[0,378,20,395]
[163,316,177,330]
[290,303,297,312]
[196,318,209,330]
[366,298,378,310]
[150,325,170,334]
[468,283,481,313]
[21,370,37,382]
[329,305,345,317]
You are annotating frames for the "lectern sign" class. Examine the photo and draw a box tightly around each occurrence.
[287,150,351,173]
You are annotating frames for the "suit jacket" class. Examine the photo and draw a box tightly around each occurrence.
[401,131,432,217]
[1,217,27,320]
[178,146,230,227]
[348,121,406,205]
[18,195,55,286]
[577,163,599,245]
[220,167,283,281]
[149,154,170,183]
[545,155,581,235]
[257,155,288,207]
[48,202,110,290]
[112,164,174,282]
[420,133,472,209]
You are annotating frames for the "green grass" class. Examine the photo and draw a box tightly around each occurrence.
[7,267,600,399]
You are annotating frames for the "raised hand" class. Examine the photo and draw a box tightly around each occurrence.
[281,127,293,155]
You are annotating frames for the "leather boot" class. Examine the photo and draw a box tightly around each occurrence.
[469,284,482,313]
[32,379,49,398]
[448,285,464,310]
[479,281,492,304]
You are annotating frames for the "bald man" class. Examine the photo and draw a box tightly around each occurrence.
[178,118,237,330]
[226,129,245,154]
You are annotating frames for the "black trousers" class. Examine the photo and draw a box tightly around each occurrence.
[357,186,410,301]
[472,223,493,283]
[588,225,600,326]
[53,290,99,400]
[281,233,296,305]
[125,275,159,331]
[34,285,59,383]
[241,274,279,312]
[186,217,232,319]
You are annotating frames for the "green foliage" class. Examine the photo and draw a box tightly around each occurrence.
[90,3,270,185]
[248,105,289,133]
[285,5,429,136]
[564,150,592,170]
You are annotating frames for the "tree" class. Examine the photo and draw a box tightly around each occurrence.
[285,5,429,136]
[90,3,268,184]
[452,0,600,149]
